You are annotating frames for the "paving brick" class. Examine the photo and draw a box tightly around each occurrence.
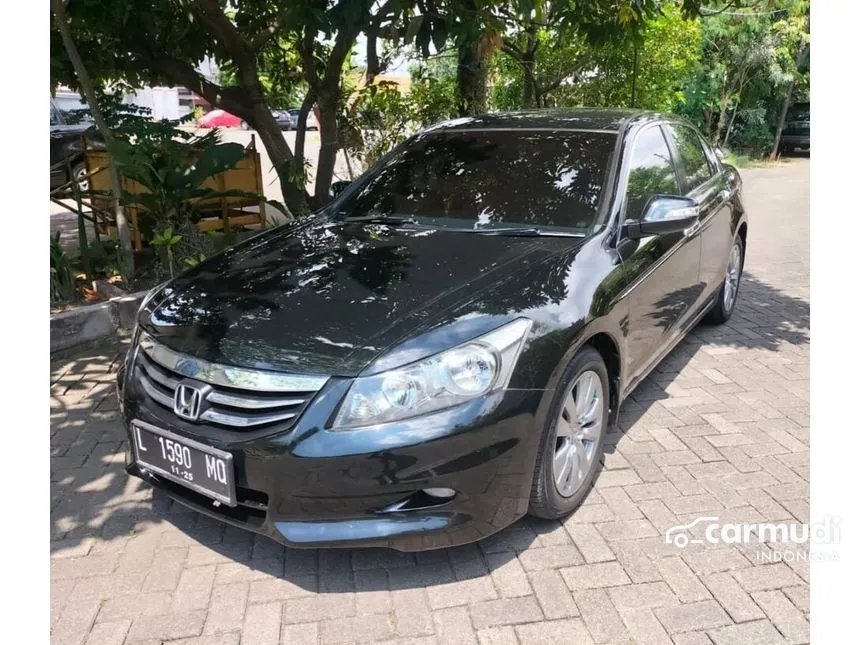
[655,557,711,603]
[751,591,809,644]
[574,588,628,643]
[518,545,584,571]
[560,562,631,591]
[702,572,764,622]
[618,607,673,645]
[485,552,531,597]
[248,575,317,603]
[682,548,751,576]
[671,631,716,645]
[707,620,787,645]
[566,523,616,563]
[83,619,131,645]
[608,582,679,610]
[733,564,804,593]
[516,618,594,645]
[654,600,731,634]
[241,602,281,645]
[279,622,319,645]
[355,569,394,615]
[321,614,396,644]
[97,592,174,623]
[204,582,249,634]
[53,597,102,645]
[600,488,645,520]
[595,520,659,542]
[427,576,498,609]
[469,597,543,630]
[171,565,216,613]
[476,626,519,645]
[126,610,206,643]
[524,571,577,620]
[434,606,478,645]
[281,593,355,624]
[782,585,809,615]
[392,589,434,637]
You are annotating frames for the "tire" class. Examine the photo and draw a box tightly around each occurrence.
[240,120,250,130]
[529,346,610,520]
[71,162,89,193]
[704,234,745,325]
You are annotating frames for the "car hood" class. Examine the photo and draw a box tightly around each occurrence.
[143,219,583,376]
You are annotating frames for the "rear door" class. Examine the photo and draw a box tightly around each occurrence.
[620,124,703,385]
[664,123,733,315]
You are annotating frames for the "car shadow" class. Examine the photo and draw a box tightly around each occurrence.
[50,270,807,593]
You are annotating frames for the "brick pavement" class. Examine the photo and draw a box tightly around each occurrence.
[50,158,810,645]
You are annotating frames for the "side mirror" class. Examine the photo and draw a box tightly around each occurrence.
[624,195,699,239]
[329,180,351,199]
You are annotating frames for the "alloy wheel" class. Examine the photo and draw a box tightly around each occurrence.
[552,370,603,497]
[75,166,89,193]
[723,242,742,311]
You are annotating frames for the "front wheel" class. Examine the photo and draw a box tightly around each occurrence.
[529,347,609,519]
[71,162,89,193]
[705,235,744,324]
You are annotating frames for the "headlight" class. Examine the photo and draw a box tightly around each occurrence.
[130,282,169,349]
[332,318,532,430]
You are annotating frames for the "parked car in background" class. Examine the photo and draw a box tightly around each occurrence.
[50,99,95,192]
[272,109,293,129]
[198,109,247,130]
[118,109,747,551]
[779,101,810,154]
[287,108,319,131]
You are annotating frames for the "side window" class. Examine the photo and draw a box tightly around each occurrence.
[667,125,713,191]
[624,126,680,220]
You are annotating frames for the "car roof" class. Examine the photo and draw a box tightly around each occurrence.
[425,108,660,134]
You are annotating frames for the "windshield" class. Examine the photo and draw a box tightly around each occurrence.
[336,129,617,233]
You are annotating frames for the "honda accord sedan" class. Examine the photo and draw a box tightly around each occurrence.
[118,109,747,551]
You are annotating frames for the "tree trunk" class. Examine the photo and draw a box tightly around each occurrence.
[522,53,537,109]
[249,104,308,215]
[770,86,793,160]
[630,44,639,108]
[292,90,317,198]
[52,0,132,252]
[770,37,809,161]
[723,102,740,148]
[457,42,489,117]
[313,90,340,209]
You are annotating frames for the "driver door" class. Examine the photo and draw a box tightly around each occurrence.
[619,124,703,388]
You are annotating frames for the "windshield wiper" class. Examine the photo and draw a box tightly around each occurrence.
[341,213,420,226]
[469,227,585,238]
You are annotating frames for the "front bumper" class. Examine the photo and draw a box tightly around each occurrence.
[121,366,546,551]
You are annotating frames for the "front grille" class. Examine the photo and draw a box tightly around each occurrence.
[133,332,328,431]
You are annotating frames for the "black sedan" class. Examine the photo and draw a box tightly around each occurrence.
[118,109,747,551]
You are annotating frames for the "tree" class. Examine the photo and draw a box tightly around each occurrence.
[571,4,702,111]
[50,0,423,214]
[672,0,810,155]
[51,0,132,252]
[484,0,708,114]
[51,0,310,215]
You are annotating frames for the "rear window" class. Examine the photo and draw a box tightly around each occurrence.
[337,130,617,232]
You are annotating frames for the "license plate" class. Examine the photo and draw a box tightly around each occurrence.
[131,420,236,506]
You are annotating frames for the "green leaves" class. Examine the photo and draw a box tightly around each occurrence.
[150,227,182,248]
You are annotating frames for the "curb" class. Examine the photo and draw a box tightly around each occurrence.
[50,290,147,354]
